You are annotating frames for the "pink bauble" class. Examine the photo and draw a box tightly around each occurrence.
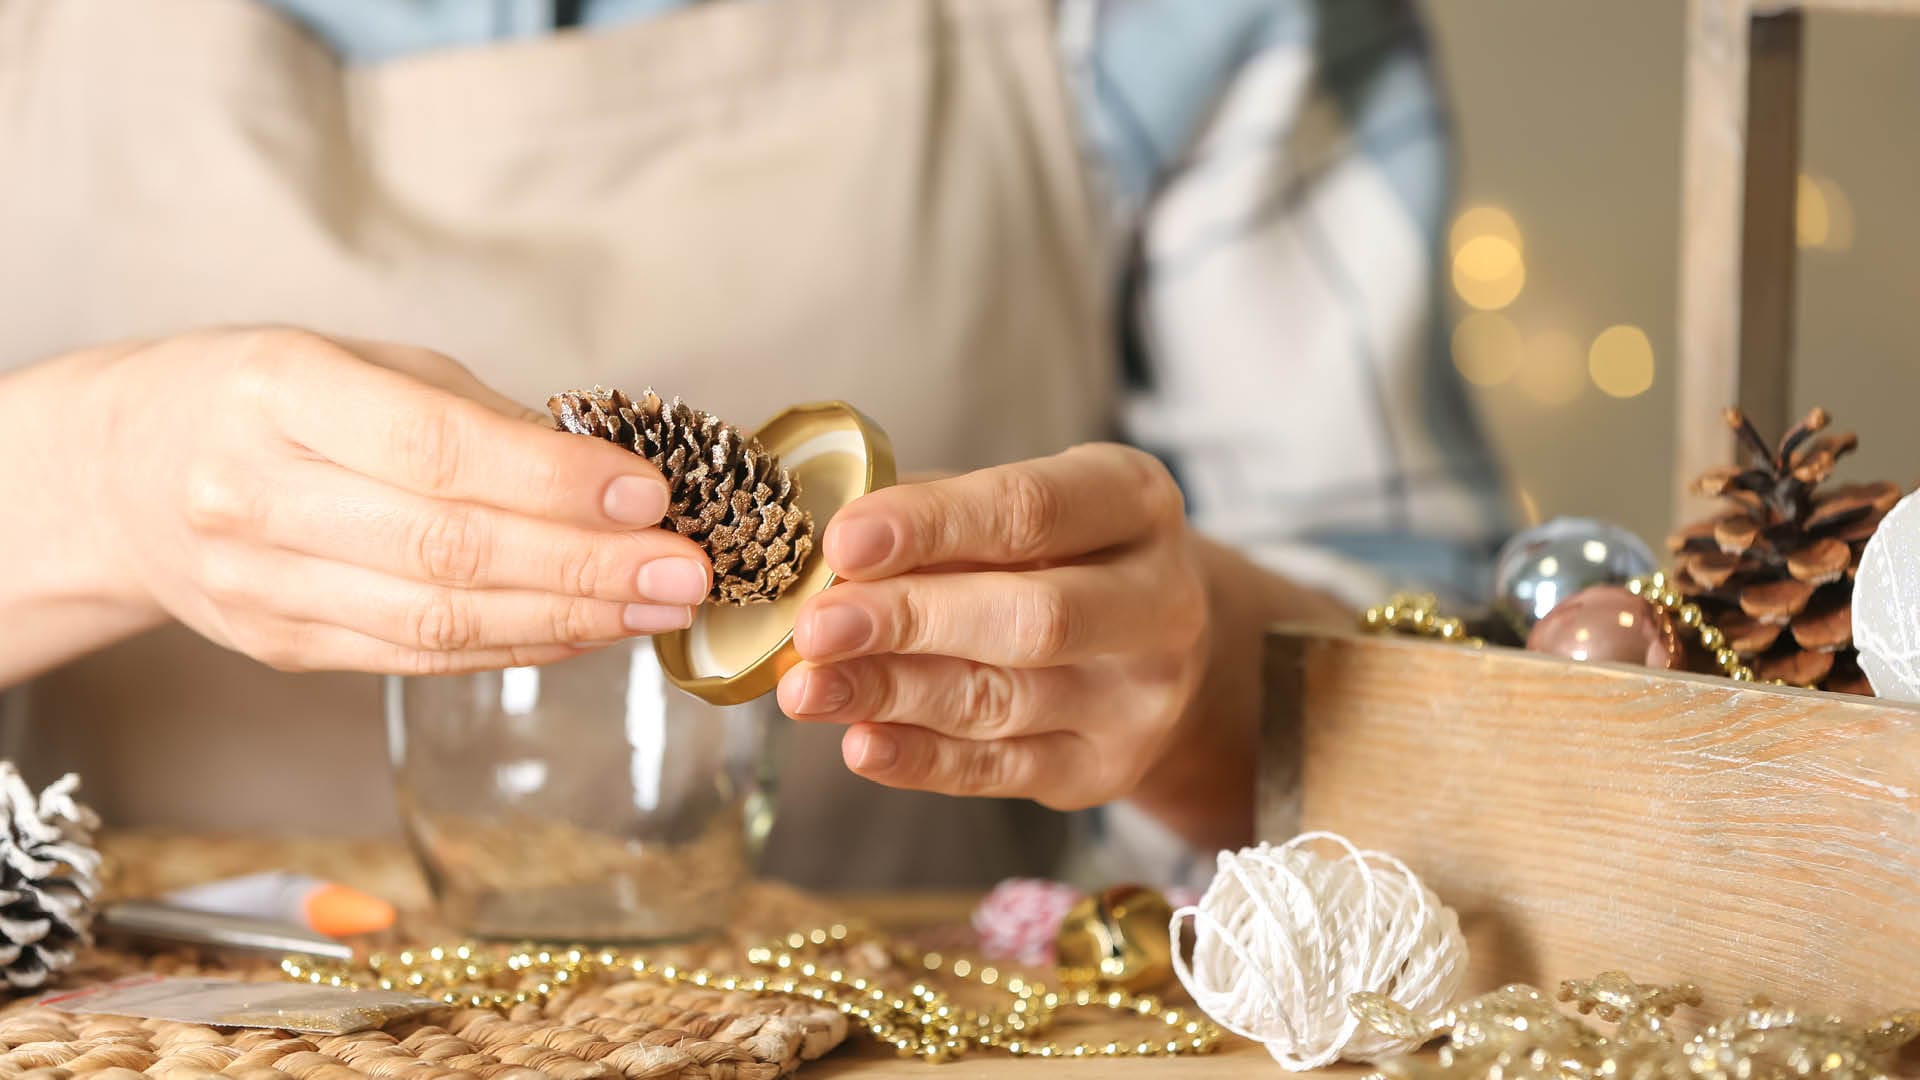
[1525,585,1682,670]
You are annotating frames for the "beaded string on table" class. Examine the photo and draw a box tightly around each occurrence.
[283,923,1221,1064]
[1361,572,1801,686]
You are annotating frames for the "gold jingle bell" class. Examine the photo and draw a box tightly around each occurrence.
[1053,885,1175,992]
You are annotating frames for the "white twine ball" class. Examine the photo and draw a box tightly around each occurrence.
[1172,832,1467,1070]
[1854,488,1920,701]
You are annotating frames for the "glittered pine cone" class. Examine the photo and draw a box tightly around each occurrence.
[549,388,814,605]
[1668,407,1900,694]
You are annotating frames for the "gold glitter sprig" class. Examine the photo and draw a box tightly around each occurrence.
[1353,972,1920,1079]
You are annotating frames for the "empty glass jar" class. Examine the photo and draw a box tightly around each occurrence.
[387,642,780,941]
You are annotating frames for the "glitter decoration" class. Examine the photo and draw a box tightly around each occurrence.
[1356,972,1920,1079]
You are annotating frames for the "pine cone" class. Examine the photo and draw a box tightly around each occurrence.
[0,765,100,991]
[549,388,814,605]
[1669,407,1900,694]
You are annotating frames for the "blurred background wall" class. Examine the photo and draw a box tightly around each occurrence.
[1424,1,1920,550]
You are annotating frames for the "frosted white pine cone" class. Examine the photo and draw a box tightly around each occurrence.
[0,764,101,990]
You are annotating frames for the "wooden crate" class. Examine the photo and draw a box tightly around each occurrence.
[1257,630,1920,1017]
[1245,0,1920,1023]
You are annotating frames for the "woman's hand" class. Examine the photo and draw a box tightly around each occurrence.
[41,327,710,677]
[776,443,1349,849]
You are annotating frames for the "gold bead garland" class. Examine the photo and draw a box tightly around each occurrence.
[281,923,1221,1064]
[1624,572,1766,684]
[1360,575,1805,687]
[1359,593,1484,647]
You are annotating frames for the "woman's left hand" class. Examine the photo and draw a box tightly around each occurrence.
[777,443,1222,818]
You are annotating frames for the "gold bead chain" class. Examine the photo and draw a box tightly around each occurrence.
[1360,592,1484,647]
[1360,575,1803,687]
[281,925,1222,1064]
[1623,571,1767,683]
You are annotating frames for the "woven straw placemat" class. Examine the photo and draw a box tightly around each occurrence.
[0,980,846,1080]
[0,834,867,1080]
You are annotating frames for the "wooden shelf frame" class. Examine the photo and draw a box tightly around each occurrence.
[1675,0,1919,525]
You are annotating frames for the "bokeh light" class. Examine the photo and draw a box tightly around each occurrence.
[1797,173,1855,252]
[1796,174,1829,248]
[1516,330,1585,405]
[1587,324,1655,398]
[1450,206,1526,311]
[1452,236,1526,310]
[1450,206,1521,253]
[1451,312,1523,386]
[1826,182,1855,251]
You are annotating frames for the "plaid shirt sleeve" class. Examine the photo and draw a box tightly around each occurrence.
[1060,0,1509,612]
[1056,0,1511,891]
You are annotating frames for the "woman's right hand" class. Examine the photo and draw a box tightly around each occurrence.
[66,327,711,675]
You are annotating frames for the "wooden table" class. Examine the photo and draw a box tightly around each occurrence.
[93,835,1362,1078]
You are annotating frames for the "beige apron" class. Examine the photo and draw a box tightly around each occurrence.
[0,0,1112,888]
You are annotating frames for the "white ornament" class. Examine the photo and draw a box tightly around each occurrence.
[1853,489,1920,702]
[1171,832,1467,1071]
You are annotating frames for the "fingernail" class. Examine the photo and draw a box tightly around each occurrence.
[638,558,710,605]
[832,517,896,573]
[604,476,669,525]
[800,605,873,657]
[623,603,693,633]
[784,666,853,717]
[850,728,898,771]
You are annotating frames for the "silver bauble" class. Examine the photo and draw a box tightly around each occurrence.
[1492,517,1657,638]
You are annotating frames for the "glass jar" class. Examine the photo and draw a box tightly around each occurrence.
[386,642,781,942]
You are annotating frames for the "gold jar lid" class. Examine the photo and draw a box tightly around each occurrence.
[653,401,895,706]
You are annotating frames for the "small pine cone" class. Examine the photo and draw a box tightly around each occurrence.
[549,387,814,605]
[0,765,100,991]
[1668,406,1901,694]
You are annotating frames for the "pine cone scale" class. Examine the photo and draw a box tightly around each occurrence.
[1709,608,1782,656]
[1678,551,1745,590]
[1805,482,1898,530]
[1714,515,1762,554]
[1759,647,1836,686]
[1786,538,1850,585]
[1738,579,1814,624]
[1828,512,1888,545]
[1791,590,1853,653]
